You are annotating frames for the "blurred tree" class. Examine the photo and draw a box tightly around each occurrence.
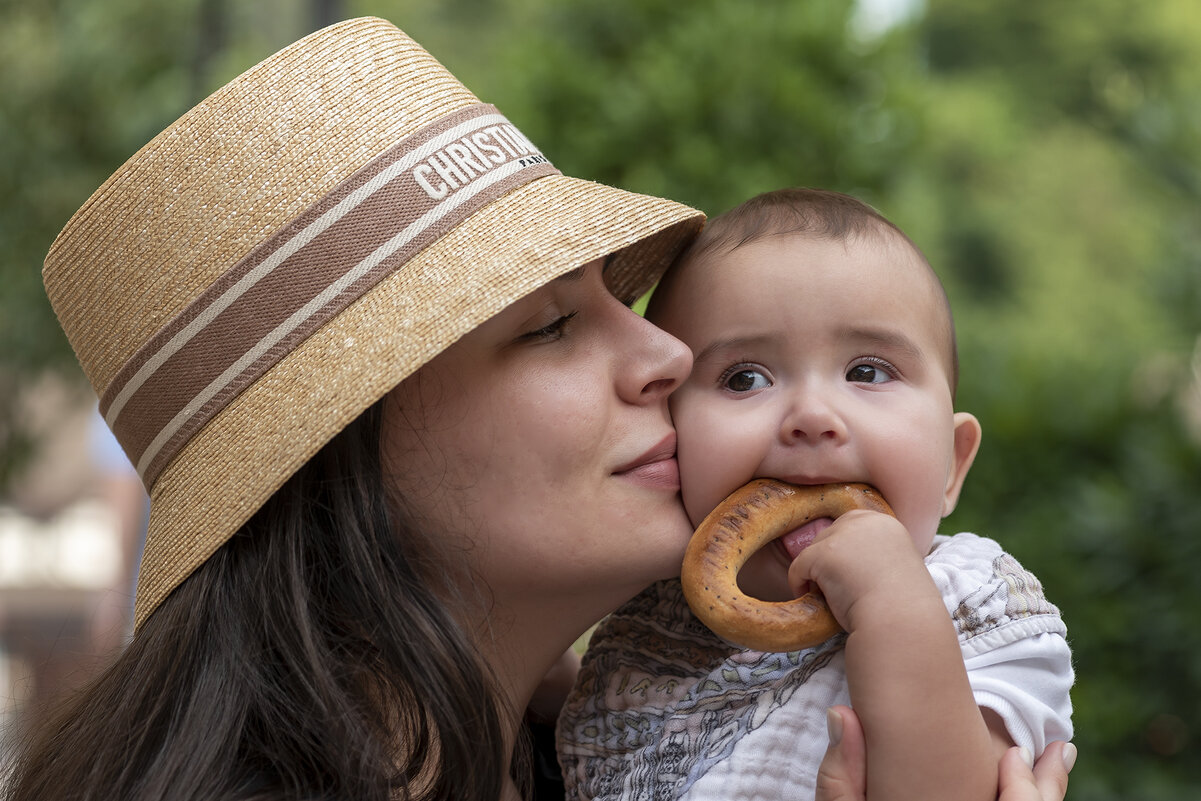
[0,0,345,487]
[908,2,1201,798]
[0,0,196,485]
[395,0,926,215]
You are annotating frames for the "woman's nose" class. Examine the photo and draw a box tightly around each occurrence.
[781,386,848,444]
[618,311,693,405]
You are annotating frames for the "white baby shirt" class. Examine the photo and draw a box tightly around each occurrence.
[557,533,1074,801]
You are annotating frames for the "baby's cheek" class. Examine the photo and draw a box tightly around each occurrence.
[677,463,716,528]
[674,413,738,526]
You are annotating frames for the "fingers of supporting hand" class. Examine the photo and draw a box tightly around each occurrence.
[998,742,1075,801]
[1031,742,1076,801]
[814,706,867,801]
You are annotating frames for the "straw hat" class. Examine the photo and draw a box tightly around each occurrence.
[43,17,703,629]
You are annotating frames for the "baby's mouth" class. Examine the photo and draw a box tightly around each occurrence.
[778,517,834,561]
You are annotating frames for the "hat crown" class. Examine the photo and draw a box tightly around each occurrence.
[45,17,476,399]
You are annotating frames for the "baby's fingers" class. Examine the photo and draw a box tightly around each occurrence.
[784,510,914,611]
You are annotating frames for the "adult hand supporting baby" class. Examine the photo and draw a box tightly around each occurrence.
[814,706,866,801]
[815,706,1076,801]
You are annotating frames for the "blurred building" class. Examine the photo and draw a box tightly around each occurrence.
[0,378,144,758]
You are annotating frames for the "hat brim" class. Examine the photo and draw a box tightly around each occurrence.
[135,173,701,627]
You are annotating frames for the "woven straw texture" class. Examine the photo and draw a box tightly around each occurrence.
[42,17,703,627]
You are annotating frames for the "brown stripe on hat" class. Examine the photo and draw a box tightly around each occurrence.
[100,103,559,487]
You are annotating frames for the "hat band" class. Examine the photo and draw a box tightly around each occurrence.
[99,103,559,488]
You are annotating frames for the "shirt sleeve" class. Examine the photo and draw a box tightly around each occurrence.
[926,533,1075,756]
[966,632,1075,755]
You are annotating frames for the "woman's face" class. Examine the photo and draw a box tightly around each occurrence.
[381,260,695,629]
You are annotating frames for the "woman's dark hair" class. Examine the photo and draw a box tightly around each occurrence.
[4,399,512,800]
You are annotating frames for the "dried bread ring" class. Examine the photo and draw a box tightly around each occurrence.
[681,479,894,652]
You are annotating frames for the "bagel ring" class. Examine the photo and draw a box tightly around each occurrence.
[681,479,894,652]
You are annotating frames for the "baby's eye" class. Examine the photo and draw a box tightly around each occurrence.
[721,367,772,393]
[846,359,896,384]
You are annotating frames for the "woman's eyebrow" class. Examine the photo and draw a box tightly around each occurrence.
[557,266,587,282]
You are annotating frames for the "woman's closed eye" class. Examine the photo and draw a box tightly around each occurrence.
[520,311,578,342]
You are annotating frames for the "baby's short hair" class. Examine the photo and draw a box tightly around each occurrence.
[661,188,961,399]
[683,187,909,261]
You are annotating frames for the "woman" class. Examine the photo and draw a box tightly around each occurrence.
[12,17,699,800]
[7,17,1071,801]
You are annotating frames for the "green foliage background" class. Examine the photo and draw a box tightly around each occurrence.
[2,1,1198,797]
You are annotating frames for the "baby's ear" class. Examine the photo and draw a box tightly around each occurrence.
[942,412,982,517]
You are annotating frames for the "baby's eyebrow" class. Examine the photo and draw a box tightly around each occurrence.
[692,335,773,365]
[844,327,926,363]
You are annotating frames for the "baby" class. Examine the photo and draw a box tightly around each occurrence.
[557,189,1073,801]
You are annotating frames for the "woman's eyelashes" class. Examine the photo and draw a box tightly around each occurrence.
[520,311,578,342]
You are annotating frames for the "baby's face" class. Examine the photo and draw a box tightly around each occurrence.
[652,231,980,601]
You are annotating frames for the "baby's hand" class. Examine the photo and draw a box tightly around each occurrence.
[786,510,940,634]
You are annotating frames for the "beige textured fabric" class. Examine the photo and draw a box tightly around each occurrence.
[42,17,703,627]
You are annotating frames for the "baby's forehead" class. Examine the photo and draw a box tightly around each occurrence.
[653,227,960,392]
[669,224,939,307]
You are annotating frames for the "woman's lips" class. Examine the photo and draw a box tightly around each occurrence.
[614,434,680,490]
